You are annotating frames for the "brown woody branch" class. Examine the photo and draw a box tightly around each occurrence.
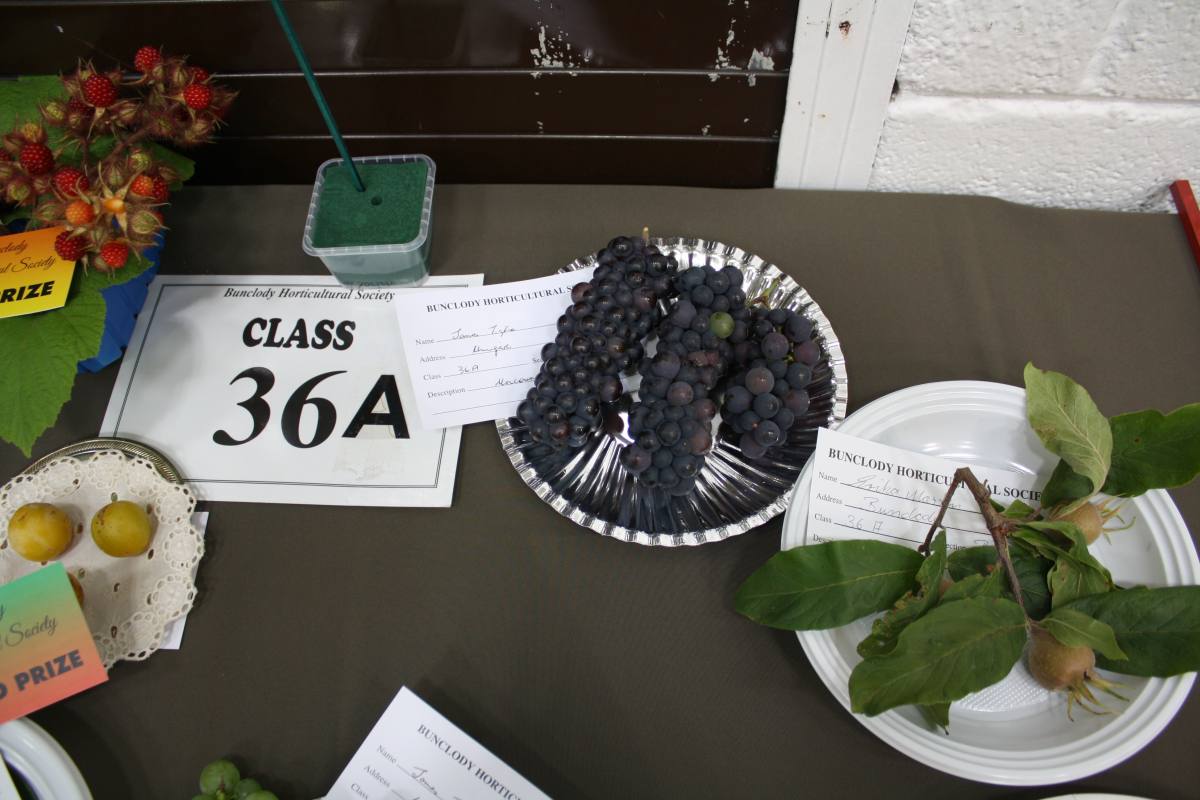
[923,467,1027,617]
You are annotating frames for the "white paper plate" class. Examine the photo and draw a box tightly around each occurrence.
[781,381,1200,785]
[0,718,91,799]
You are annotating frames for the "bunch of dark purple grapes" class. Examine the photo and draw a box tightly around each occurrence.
[517,236,679,450]
[722,306,821,459]
[619,263,753,495]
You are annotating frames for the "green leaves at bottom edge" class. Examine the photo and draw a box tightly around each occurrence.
[850,597,1027,716]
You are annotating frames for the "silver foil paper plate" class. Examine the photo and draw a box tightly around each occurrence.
[495,238,849,546]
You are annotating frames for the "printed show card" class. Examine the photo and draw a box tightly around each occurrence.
[327,687,551,800]
[0,227,76,319]
[392,269,596,430]
[0,564,107,724]
[807,427,1043,550]
[101,275,482,507]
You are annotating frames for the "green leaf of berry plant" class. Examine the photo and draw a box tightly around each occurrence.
[1023,363,1112,498]
[734,539,923,630]
[1066,587,1200,677]
[849,597,1027,716]
[0,278,105,456]
[1102,405,1200,497]
[1040,607,1127,661]
[857,532,948,658]
[0,76,64,134]
[0,250,152,456]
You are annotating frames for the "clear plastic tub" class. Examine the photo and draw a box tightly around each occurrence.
[301,154,435,285]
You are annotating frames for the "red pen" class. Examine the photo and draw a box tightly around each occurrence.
[1169,179,1200,273]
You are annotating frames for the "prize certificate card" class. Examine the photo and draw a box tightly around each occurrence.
[101,275,482,507]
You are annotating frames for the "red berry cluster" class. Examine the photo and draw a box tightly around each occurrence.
[0,47,234,273]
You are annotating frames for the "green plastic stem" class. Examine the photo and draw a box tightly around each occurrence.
[269,0,365,192]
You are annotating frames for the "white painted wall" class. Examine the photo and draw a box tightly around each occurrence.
[868,0,1200,211]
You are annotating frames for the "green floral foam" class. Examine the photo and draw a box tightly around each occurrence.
[311,161,428,249]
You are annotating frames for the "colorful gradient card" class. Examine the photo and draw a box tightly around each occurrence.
[0,564,107,723]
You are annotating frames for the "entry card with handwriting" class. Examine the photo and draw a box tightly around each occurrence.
[806,428,1042,550]
[393,269,596,430]
[0,564,107,724]
[326,686,551,800]
[101,275,482,507]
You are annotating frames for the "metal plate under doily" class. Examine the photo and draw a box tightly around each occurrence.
[0,437,203,667]
[495,237,849,546]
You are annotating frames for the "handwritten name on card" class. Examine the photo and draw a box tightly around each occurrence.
[807,428,1043,550]
[393,269,596,430]
[327,687,551,800]
[0,564,107,723]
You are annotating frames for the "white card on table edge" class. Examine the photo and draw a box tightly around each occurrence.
[326,686,551,800]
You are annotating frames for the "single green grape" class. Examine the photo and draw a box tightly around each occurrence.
[192,795,215,800]
[199,759,241,794]
[234,778,262,799]
[243,791,280,800]
[708,311,734,339]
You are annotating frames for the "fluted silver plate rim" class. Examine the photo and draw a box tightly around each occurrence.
[495,237,849,546]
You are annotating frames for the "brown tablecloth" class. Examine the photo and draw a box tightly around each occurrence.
[7,185,1200,799]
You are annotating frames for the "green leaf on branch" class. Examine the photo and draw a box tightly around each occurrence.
[1102,405,1200,497]
[1024,362,1112,497]
[0,76,62,133]
[1000,498,1037,519]
[947,546,993,580]
[1014,521,1113,608]
[1066,587,1200,676]
[1008,542,1054,619]
[149,143,195,186]
[919,702,950,732]
[947,542,1053,618]
[941,568,1006,603]
[0,250,152,456]
[1041,608,1126,661]
[849,597,1027,716]
[947,546,998,580]
[1040,458,1095,510]
[734,540,923,631]
[857,532,947,658]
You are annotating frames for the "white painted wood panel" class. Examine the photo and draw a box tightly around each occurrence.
[775,0,916,190]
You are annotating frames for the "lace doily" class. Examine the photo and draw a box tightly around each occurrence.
[0,451,204,668]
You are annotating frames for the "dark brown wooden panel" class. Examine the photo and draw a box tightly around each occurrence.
[219,72,786,138]
[193,135,779,187]
[0,0,798,74]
